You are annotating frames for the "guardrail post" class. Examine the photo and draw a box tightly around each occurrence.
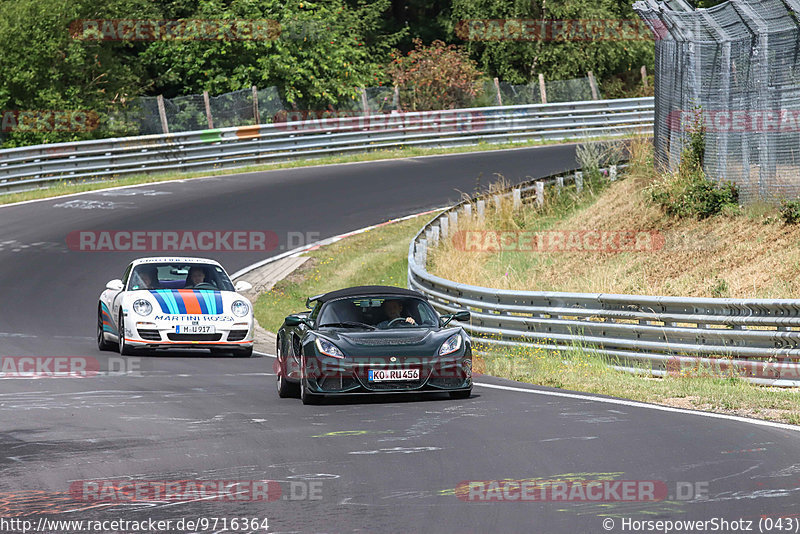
[418,239,427,266]
[440,216,449,238]
[431,226,440,247]
[575,171,583,192]
[477,200,485,221]
[609,165,617,181]
[463,204,472,219]
[449,211,458,231]
[493,196,502,212]
[535,181,544,207]
[513,188,521,210]
[556,176,564,191]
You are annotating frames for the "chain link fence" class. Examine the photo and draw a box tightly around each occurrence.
[118,77,599,136]
[634,0,800,202]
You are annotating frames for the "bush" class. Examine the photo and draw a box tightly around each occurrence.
[780,199,800,224]
[647,107,738,219]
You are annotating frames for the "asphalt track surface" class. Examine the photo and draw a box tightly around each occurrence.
[1,144,799,533]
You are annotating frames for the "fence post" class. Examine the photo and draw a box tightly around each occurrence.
[157,95,169,134]
[360,88,369,115]
[252,86,260,124]
[393,85,400,111]
[587,71,599,100]
[538,74,547,104]
[609,165,617,181]
[640,65,648,88]
[535,181,544,206]
[493,77,503,106]
[203,91,214,129]
[575,171,583,193]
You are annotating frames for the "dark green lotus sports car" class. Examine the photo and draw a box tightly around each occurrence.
[275,285,472,404]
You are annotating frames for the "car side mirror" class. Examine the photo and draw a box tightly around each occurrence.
[234,280,253,292]
[106,279,124,291]
[284,315,308,327]
[440,310,470,327]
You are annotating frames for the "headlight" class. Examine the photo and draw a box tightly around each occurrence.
[315,337,345,359]
[439,333,463,356]
[231,300,250,317]
[133,299,152,316]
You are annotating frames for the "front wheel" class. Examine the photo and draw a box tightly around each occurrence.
[276,341,300,398]
[301,380,323,405]
[118,312,137,356]
[449,389,471,399]
[97,307,114,351]
[235,346,254,358]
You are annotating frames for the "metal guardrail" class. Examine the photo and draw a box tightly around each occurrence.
[408,167,800,387]
[0,97,653,194]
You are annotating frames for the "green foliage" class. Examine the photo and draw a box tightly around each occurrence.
[450,0,654,85]
[779,199,800,224]
[387,39,482,110]
[647,111,739,219]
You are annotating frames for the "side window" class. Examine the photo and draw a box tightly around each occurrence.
[121,264,133,288]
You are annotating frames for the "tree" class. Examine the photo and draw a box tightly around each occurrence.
[387,39,481,110]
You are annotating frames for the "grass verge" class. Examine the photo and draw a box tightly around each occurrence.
[252,205,799,425]
[0,134,601,206]
[428,136,800,298]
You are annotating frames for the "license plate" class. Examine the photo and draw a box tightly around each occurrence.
[368,368,420,382]
[175,325,215,334]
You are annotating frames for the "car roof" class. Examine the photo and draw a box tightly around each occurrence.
[311,285,427,304]
[131,257,223,267]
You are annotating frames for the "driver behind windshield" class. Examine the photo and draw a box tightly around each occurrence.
[377,299,416,328]
[185,266,209,288]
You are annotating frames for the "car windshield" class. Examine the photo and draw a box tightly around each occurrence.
[128,262,234,291]
[317,296,439,329]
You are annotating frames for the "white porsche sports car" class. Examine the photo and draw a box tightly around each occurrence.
[97,257,255,357]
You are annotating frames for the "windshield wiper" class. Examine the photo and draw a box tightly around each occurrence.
[319,321,377,330]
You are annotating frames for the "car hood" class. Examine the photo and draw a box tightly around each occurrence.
[318,327,462,356]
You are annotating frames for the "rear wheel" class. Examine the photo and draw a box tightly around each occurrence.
[97,307,114,351]
[118,312,136,356]
[449,389,471,399]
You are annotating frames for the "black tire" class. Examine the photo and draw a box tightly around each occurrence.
[118,312,137,356]
[97,307,114,351]
[235,346,254,358]
[301,379,323,405]
[449,389,471,399]
[276,340,300,398]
